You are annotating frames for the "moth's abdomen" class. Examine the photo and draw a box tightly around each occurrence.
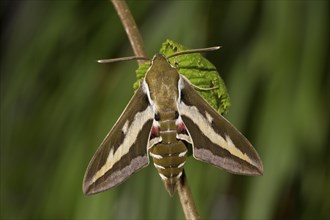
[150,141,187,196]
[149,115,188,196]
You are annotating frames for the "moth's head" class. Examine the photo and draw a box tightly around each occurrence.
[150,54,172,68]
[146,54,176,78]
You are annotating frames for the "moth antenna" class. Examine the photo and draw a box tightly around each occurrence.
[167,46,221,59]
[190,83,219,91]
[97,56,149,64]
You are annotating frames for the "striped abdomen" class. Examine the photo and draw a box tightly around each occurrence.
[149,111,188,196]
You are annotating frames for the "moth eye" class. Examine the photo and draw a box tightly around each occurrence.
[175,111,179,119]
[155,113,160,121]
[174,60,179,68]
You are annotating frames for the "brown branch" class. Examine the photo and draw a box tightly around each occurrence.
[110,1,200,219]
[111,0,147,65]
[177,170,200,220]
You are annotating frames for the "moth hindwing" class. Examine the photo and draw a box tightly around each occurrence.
[83,52,263,196]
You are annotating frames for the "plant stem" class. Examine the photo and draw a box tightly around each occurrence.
[177,170,200,220]
[110,1,200,219]
[111,0,147,65]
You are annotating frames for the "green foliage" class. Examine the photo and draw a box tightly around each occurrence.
[134,39,230,114]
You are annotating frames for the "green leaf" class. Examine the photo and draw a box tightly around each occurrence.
[134,39,230,114]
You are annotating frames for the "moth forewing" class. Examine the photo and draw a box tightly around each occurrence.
[178,76,263,175]
[83,85,154,195]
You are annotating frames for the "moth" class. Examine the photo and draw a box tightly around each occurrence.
[83,47,263,196]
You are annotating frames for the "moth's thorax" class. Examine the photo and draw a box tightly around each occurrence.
[145,54,180,112]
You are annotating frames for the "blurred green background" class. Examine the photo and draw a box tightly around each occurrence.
[1,1,329,219]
